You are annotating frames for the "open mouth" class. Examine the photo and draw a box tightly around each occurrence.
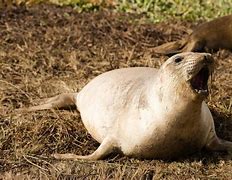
[190,66,210,95]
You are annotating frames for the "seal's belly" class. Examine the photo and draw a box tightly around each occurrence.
[124,124,208,159]
[127,136,204,159]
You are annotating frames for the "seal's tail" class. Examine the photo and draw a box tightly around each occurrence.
[17,93,78,112]
[152,39,187,56]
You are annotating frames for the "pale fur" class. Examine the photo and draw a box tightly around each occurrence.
[21,52,232,160]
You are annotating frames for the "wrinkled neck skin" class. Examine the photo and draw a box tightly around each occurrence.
[154,68,204,124]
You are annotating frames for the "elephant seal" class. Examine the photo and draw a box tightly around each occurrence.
[20,52,232,160]
[152,14,232,55]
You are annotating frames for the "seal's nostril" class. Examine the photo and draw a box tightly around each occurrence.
[204,54,213,63]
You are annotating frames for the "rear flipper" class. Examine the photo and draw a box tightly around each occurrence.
[17,93,78,112]
[151,39,187,56]
[53,136,117,161]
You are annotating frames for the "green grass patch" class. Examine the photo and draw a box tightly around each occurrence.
[2,0,232,21]
[117,0,232,22]
[48,0,102,12]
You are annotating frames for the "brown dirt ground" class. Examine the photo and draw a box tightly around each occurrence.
[0,4,231,179]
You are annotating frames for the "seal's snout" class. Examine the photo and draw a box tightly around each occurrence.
[202,53,214,74]
[203,54,214,65]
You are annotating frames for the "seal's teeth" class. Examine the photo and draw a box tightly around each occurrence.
[194,89,208,94]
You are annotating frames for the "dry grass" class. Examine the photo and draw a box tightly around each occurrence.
[0,4,231,179]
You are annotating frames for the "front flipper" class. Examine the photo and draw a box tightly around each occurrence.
[205,136,232,152]
[53,137,117,161]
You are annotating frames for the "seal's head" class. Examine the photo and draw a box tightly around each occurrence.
[160,52,214,101]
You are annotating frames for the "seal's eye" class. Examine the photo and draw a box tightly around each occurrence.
[174,56,183,63]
